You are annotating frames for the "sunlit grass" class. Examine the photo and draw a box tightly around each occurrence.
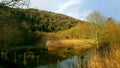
[76,44,120,68]
[46,39,96,57]
[88,45,120,68]
[59,39,95,46]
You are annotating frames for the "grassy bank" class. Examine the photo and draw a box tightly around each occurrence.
[45,39,96,57]
[88,44,120,68]
[74,44,120,68]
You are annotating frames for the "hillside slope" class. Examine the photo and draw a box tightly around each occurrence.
[0,6,84,32]
[54,22,95,39]
[0,6,86,47]
[23,8,82,32]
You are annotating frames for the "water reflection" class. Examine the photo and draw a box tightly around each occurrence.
[1,48,65,68]
[60,56,78,68]
[37,56,87,68]
[1,47,88,68]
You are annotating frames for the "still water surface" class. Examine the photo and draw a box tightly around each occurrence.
[1,47,88,68]
[37,55,88,68]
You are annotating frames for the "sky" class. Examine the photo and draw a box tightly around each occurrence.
[30,0,120,21]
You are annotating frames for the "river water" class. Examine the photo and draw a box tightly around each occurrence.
[0,47,89,68]
[36,55,89,68]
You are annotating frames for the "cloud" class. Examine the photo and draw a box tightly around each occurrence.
[56,0,80,12]
[55,0,91,20]
[29,0,120,21]
[29,0,91,20]
[30,0,62,11]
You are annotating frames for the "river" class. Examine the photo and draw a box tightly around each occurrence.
[0,46,89,68]
[36,55,89,68]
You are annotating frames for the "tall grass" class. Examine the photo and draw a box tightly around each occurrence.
[46,39,95,53]
[76,44,120,68]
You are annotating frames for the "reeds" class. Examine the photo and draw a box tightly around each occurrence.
[47,39,120,68]
[77,44,120,68]
[46,39,95,51]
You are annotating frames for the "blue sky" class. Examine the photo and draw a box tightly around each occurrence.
[30,0,120,21]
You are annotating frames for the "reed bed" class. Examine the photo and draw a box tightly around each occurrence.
[76,44,120,68]
[46,39,95,51]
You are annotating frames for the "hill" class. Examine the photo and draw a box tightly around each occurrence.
[54,23,94,39]
[23,8,83,32]
[0,6,83,32]
[0,6,86,48]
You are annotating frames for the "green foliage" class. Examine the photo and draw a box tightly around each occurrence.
[34,31,43,40]
[0,6,80,32]
[0,22,23,49]
[21,9,80,32]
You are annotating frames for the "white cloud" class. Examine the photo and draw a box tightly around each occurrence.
[30,0,62,11]
[56,0,80,12]
[30,0,91,20]
[55,0,91,20]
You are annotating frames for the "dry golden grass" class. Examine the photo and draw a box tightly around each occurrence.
[46,38,120,68]
[46,39,96,53]
[87,45,120,68]
[59,39,95,45]
[73,45,120,68]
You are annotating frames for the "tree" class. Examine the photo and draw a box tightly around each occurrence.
[0,0,30,8]
[0,22,23,51]
[100,18,120,46]
[86,11,106,47]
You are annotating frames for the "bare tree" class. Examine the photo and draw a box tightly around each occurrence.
[86,11,106,47]
[0,0,30,8]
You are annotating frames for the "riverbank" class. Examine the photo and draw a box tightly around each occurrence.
[80,44,120,68]
[45,39,95,57]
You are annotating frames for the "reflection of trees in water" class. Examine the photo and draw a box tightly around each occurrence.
[0,48,65,68]
[0,48,91,68]
[0,48,39,68]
